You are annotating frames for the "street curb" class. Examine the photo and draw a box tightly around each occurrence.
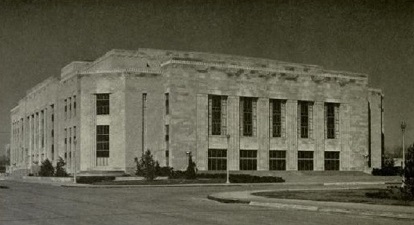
[4,177,401,188]
[61,183,247,188]
[323,181,400,186]
[208,193,414,220]
[61,180,400,188]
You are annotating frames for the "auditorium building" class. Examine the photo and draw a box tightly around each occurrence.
[9,48,384,176]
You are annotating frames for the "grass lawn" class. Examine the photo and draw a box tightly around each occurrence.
[94,178,226,185]
[253,189,414,207]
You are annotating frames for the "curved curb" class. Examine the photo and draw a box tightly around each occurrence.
[207,195,250,204]
[208,192,414,220]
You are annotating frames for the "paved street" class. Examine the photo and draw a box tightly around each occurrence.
[0,180,411,225]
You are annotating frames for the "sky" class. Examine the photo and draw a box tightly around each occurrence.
[0,0,413,156]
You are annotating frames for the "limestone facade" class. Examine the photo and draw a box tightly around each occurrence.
[10,49,384,175]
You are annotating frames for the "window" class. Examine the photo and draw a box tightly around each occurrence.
[51,104,55,122]
[325,152,340,171]
[68,97,72,118]
[96,94,110,115]
[165,93,169,115]
[73,96,76,117]
[269,150,286,170]
[270,100,284,137]
[165,125,169,141]
[51,144,54,161]
[208,95,227,136]
[165,150,169,167]
[64,128,67,144]
[69,128,72,150]
[325,103,339,139]
[298,101,313,138]
[211,96,221,135]
[208,149,227,171]
[239,150,257,170]
[41,110,44,148]
[298,151,313,171]
[64,99,67,119]
[96,125,109,158]
[240,97,256,136]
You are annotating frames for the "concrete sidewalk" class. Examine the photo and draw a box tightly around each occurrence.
[3,174,401,188]
[208,188,414,220]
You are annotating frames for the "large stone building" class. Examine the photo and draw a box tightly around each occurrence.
[9,48,384,176]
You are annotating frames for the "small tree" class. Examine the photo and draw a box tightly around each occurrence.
[185,153,197,180]
[39,159,54,177]
[135,150,157,181]
[403,145,414,197]
[55,157,68,177]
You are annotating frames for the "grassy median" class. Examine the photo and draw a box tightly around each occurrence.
[253,189,414,206]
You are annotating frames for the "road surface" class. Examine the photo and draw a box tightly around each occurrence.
[0,181,410,225]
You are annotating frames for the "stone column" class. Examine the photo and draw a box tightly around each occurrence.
[44,109,48,160]
[340,103,350,170]
[314,102,325,171]
[227,96,240,170]
[38,112,41,162]
[196,94,208,170]
[257,98,269,170]
[286,100,298,170]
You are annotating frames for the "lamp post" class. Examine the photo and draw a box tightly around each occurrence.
[226,134,230,184]
[401,121,406,187]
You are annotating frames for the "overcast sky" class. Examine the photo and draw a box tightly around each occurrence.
[0,0,413,156]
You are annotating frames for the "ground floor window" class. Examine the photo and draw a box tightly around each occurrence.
[269,150,286,170]
[240,150,257,170]
[325,152,340,171]
[208,149,227,171]
[96,125,109,166]
[298,151,313,171]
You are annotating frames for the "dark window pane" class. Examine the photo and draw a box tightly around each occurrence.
[299,102,310,138]
[239,150,257,170]
[96,94,110,115]
[324,152,340,170]
[243,98,253,136]
[272,100,282,137]
[326,103,336,139]
[96,125,109,158]
[208,149,227,171]
[211,96,222,135]
[298,151,314,171]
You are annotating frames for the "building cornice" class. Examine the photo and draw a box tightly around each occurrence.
[160,59,368,81]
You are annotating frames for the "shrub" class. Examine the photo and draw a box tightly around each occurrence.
[372,156,401,176]
[156,165,174,177]
[187,173,285,183]
[55,157,69,177]
[366,186,413,202]
[77,176,115,184]
[135,150,157,181]
[372,167,401,176]
[229,174,284,183]
[39,159,54,177]
[403,145,414,197]
[168,170,186,179]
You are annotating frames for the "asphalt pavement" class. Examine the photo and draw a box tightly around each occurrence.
[0,180,412,225]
